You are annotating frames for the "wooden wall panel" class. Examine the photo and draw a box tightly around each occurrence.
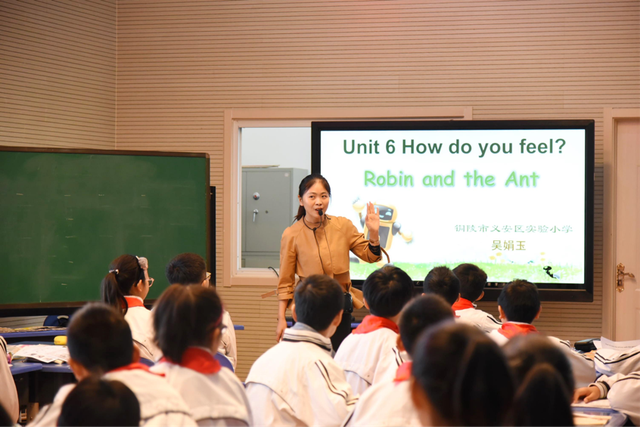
[0,0,116,150]
[113,0,638,380]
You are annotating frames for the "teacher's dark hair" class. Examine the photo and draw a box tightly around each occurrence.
[100,254,145,315]
[295,174,331,221]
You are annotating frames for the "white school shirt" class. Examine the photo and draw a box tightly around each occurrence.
[217,310,237,369]
[124,296,162,361]
[590,372,640,425]
[488,322,596,388]
[151,347,251,426]
[343,362,420,427]
[334,316,404,395]
[245,323,357,427]
[29,364,196,427]
[0,337,19,423]
[452,299,502,333]
[594,345,640,377]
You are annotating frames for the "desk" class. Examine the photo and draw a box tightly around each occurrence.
[1,330,66,344]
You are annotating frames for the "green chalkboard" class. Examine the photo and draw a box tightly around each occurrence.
[0,147,210,311]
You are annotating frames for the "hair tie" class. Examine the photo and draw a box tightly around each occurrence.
[109,269,119,275]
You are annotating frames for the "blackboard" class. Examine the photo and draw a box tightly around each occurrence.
[0,147,210,313]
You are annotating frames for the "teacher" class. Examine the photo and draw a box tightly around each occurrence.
[276,173,382,350]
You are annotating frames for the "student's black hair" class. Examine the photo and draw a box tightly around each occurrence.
[0,403,12,427]
[363,265,415,318]
[294,174,331,221]
[412,322,515,426]
[497,279,541,323]
[100,254,146,315]
[154,284,223,363]
[423,266,460,306]
[165,252,207,285]
[57,377,141,427]
[67,303,134,374]
[453,263,487,302]
[503,334,575,426]
[399,294,454,356]
[294,274,344,332]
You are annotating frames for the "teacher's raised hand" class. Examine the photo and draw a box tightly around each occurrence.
[365,202,380,242]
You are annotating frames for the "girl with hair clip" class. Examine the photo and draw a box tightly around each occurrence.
[410,322,515,427]
[503,334,575,426]
[151,285,252,426]
[276,173,382,350]
[100,254,161,361]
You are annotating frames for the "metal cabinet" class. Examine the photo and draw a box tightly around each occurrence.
[242,167,307,268]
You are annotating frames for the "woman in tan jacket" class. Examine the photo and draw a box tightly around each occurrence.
[276,174,382,350]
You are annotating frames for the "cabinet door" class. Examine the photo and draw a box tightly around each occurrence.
[243,170,293,254]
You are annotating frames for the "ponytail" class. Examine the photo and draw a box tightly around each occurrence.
[99,254,145,315]
[507,364,574,426]
[294,174,331,222]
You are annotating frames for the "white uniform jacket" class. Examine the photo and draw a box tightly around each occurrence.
[489,322,596,388]
[590,372,640,425]
[151,347,251,426]
[217,310,237,369]
[594,346,640,377]
[29,363,196,427]
[334,316,404,395]
[0,337,19,423]
[124,296,162,361]
[245,324,357,427]
[453,299,502,333]
[343,362,420,427]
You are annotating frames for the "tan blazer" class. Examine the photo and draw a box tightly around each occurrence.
[277,215,382,309]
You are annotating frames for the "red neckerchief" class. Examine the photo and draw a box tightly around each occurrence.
[393,361,412,383]
[452,298,475,311]
[123,296,145,308]
[160,347,221,375]
[353,315,399,335]
[109,362,164,377]
[498,322,539,339]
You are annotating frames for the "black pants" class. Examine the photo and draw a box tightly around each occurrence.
[330,309,353,351]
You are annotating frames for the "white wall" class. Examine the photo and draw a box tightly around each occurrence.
[241,127,311,173]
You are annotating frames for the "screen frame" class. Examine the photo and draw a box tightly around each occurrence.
[312,120,595,302]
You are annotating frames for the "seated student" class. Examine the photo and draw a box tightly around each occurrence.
[245,275,356,427]
[345,295,454,427]
[57,377,141,427]
[29,303,195,427]
[410,322,515,426]
[503,334,575,426]
[488,279,596,387]
[574,371,640,426]
[165,253,238,369]
[101,254,161,361]
[151,285,251,426]
[335,266,415,395]
[0,337,18,424]
[452,263,501,332]
[422,266,460,306]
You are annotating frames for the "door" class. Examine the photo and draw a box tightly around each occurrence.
[614,118,640,340]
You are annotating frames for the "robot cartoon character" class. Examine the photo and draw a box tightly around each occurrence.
[353,198,412,265]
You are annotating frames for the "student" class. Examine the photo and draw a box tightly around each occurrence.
[593,344,640,377]
[345,295,454,427]
[29,303,195,427]
[503,334,575,426]
[574,372,640,425]
[488,279,596,387]
[422,266,459,306]
[451,263,501,332]
[165,252,238,369]
[410,322,515,426]
[245,275,356,427]
[0,337,18,424]
[57,377,141,427]
[151,285,252,426]
[335,265,415,395]
[101,254,161,361]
